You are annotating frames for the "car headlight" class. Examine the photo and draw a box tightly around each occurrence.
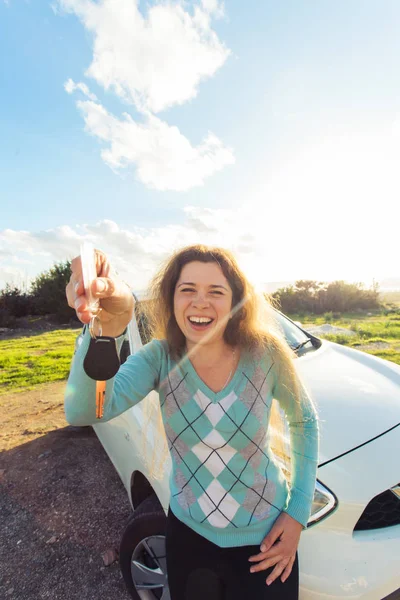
[272,451,338,528]
[391,484,400,500]
[308,480,338,526]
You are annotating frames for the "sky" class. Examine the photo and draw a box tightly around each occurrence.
[1,0,399,294]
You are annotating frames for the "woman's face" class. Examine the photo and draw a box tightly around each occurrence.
[173,261,233,347]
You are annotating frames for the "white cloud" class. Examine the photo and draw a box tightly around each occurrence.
[64,78,98,101]
[0,204,396,293]
[201,0,225,18]
[0,209,255,291]
[75,100,234,190]
[58,0,233,191]
[58,0,229,113]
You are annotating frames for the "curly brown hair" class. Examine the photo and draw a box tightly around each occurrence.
[145,244,276,358]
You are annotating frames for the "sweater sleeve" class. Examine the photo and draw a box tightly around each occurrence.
[64,327,165,426]
[271,361,320,529]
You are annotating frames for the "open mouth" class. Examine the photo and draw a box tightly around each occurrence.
[187,316,215,331]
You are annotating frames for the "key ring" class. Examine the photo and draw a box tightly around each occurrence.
[89,310,103,340]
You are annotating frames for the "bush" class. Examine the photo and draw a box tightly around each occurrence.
[0,261,76,325]
[30,261,75,322]
[0,284,34,318]
[271,279,382,315]
[0,309,16,328]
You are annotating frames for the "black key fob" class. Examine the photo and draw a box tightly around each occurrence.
[83,336,121,381]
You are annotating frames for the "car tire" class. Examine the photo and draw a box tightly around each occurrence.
[120,493,170,600]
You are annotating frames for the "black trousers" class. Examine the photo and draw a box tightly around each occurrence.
[165,506,299,600]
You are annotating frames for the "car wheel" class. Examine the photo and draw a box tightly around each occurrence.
[120,493,170,600]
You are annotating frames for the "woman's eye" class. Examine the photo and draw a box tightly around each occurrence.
[179,288,223,295]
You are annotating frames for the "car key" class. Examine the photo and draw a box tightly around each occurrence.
[80,241,110,419]
[80,241,100,317]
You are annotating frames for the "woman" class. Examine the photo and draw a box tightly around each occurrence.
[65,244,319,600]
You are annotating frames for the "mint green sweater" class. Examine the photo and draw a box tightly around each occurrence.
[65,328,319,548]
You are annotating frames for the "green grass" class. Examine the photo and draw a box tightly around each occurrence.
[2,308,400,397]
[287,308,400,366]
[0,329,79,395]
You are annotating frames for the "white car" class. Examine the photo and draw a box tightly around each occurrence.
[91,306,400,600]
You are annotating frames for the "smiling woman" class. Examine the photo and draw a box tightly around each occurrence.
[174,262,232,336]
[65,243,320,600]
[173,261,239,394]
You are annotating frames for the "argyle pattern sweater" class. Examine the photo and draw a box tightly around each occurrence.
[65,328,319,548]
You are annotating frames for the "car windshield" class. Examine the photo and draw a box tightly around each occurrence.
[272,310,314,354]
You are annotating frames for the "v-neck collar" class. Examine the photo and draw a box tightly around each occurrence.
[179,347,248,402]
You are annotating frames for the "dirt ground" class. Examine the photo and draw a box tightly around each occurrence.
[0,381,133,600]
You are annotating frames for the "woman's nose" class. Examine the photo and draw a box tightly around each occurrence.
[192,294,210,307]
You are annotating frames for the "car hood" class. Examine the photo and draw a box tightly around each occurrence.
[294,340,400,463]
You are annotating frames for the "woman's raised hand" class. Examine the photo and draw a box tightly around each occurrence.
[66,249,135,337]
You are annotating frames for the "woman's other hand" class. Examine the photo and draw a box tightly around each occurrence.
[66,249,135,337]
[247,512,303,586]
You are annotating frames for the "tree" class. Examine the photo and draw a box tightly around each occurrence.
[0,284,33,317]
[272,278,381,315]
[0,284,34,326]
[30,260,75,322]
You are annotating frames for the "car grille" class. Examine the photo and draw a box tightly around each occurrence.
[354,483,400,530]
